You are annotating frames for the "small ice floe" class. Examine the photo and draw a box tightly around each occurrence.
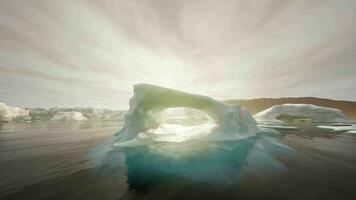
[317,124,356,132]
[113,138,149,147]
[345,130,356,135]
[257,124,299,130]
[326,122,354,126]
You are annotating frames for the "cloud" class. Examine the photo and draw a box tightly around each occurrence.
[0,0,355,109]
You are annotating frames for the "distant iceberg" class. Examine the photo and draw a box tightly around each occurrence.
[254,104,352,124]
[29,107,125,121]
[51,111,88,121]
[0,102,29,122]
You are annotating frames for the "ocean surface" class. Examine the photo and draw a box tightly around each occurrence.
[0,120,355,200]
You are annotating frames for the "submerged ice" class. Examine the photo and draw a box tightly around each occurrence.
[123,135,292,189]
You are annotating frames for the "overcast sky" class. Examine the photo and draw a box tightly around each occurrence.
[0,0,355,109]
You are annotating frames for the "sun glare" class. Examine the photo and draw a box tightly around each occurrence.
[146,107,217,142]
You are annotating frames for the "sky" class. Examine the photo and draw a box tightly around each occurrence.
[0,0,355,109]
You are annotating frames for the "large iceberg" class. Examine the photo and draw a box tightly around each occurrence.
[0,102,29,122]
[254,104,352,124]
[91,84,292,187]
[51,111,88,121]
[115,84,258,143]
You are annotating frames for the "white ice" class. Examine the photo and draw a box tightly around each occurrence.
[51,111,88,121]
[317,124,356,132]
[257,124,299,130]
[0,102,29,122]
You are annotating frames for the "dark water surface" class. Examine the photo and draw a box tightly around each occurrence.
[0,121,355,200]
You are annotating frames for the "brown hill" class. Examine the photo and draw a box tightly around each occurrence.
[225,97,356,119]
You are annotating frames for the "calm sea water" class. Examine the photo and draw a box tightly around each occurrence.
[0,121,355,200]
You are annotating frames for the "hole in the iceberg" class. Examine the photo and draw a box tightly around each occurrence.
[145,107,218,142]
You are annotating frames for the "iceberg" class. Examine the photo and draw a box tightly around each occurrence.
[254,104,352,124]
[115,84,258,143]
[51,111,88,121]
[90,84,292,187]
[0,102,29,122]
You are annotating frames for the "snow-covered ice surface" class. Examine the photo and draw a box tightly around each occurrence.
[51,112,88,121]
[0,102,29,122]
[254,104,352,125]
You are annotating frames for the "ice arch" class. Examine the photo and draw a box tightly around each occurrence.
[116,84,258,142]
[154,107,215,128]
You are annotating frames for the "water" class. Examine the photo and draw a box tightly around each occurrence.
[0,121,356,200]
